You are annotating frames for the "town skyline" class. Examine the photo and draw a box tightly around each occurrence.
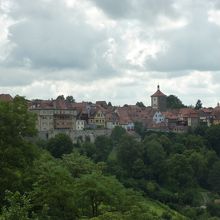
[0,83,219,109]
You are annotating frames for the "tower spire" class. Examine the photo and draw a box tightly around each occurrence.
[157,84,160,91]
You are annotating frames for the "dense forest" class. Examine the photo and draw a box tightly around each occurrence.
[1,97,220,219]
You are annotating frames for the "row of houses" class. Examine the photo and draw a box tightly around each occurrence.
[1,88,220,137]
[23,96,220,134]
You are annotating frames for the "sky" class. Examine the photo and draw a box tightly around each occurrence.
[0,0,220,107]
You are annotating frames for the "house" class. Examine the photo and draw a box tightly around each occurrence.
[116,107,134,131]
[198,108,214,126]
[212,104,220,125]
[0,94,13,102]
[29,99,77,135]
[96,101,108,109]
[178,108,199,128]
[163,111,179,129]
[76,120,85,130]
[105,111,120,130]
[153,111,165,124]
[88,107,106,129]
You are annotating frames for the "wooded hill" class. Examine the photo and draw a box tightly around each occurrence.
[1,97,220,219]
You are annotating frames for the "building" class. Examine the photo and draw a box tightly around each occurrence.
[151,85,167,111]
[29,99,77,138]
[153,111,165,124]
[76,120,85,130]
[0,94,13,102]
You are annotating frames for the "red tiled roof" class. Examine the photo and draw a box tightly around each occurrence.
[163,111,178,120]
[179,108,198,118]
[0,94,13,102]
[116,107,133,124]
[151,89,166,97]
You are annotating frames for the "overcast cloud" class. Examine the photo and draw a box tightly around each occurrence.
[0,0,220,107]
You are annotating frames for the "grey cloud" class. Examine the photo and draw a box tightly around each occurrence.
[91,0,178,22]
[0,68,35,86]
[1,0,125,82]
[7,19,102,70]
[146,3,220,71]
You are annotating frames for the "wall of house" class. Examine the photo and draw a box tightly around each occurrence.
[153,111,165,124]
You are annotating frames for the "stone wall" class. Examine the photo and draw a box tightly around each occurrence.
[38,129,112,143]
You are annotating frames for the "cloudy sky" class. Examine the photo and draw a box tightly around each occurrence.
[0,0,220,107]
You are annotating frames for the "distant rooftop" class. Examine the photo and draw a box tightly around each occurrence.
[151,85,166,97]
[0,94,13,102]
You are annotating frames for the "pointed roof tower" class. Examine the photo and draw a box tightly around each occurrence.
[151,84,166,97]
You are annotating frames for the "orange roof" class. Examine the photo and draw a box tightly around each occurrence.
[163,111,178,120]
[151,86,166,97]
[0,94,13,102]
[179,108,198,118]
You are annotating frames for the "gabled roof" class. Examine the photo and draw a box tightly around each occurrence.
[151,90,166,97]
[151,85,166,97]
[179,108,198,118]
[0,94,13,102]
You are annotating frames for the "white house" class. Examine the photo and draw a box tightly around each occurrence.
[153,111,165,124]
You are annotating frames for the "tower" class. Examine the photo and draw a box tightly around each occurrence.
[151,85,167,111]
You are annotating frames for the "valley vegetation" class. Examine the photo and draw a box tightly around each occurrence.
[1,97,220,219]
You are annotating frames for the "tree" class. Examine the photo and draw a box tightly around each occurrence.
[66,96,75,103]
[62,152,101,178]
[46,133,73,158]
[0,191,34,220]
[187,151,208,186]
[116,135,143,176]
[31,153,77,220]
[56,95,65,100]
[134,121,145,138]
[165,154,195,191]
[143,140,166,182]
[206,125,220,156]
[0,96,38,202]
[166,95,186,109]
[208,161,220,193]
[107,102,112,107]
[195,99,202,110]
[74,173,126,217]
[110,126,126,144]
[136,102,145,108]
[93,136,113,162]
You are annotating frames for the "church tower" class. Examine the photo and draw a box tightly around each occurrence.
[151,85,167,111]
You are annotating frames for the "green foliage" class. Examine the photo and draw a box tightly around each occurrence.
[206,125,220,156]
[80,141,96,158]
[187,151,208,185]
[31,153,77,220]
[195,99,203,110]
[116,135,143,177]
[61,151,102,178]
[136,101,145,108]
[74,173,125,217]
[110,126,126,144]
[65,95,75,103]
[208,161,220,193]
[134,121,145,138]
[207,203,220,218]
[166,95,186,109]
[0,191,34,220]
[2,98,220,220]
[93,136,113,162]
[0,96,37,143]
[56,95,65,100]
[0,96,38,202]
[165,154,195,191]
[46,133,73,158]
